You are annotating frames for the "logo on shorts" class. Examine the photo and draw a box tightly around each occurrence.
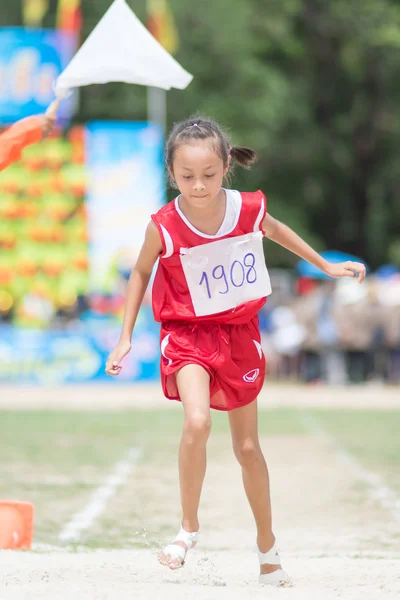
[243,369,260,383]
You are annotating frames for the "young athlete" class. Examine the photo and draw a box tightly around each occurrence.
[106,117,366,586]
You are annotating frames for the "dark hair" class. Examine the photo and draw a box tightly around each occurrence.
[165,116,258,188]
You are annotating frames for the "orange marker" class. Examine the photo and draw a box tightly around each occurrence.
[0,501,34,550]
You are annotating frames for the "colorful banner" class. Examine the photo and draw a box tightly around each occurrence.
[56,0,82,36]
[0,308,160,384]
[0,120,164,383]
[85,121,165,294]
[0,127,87,328]
[22,0,49,27]
[147,0,179,55]
[0,28,77,124]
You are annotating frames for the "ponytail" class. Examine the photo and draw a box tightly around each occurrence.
[229,146,258,169]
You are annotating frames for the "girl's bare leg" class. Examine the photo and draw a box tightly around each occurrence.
[228,399,281,576]
[158,364,211,568]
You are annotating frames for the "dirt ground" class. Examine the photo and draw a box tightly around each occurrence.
[0,381,399,410]
[0,383,399,599]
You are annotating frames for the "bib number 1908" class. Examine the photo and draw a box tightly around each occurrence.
[180,231,271,317]
[199,252,257,299]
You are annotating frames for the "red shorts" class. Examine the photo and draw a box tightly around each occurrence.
[160,316,265,411]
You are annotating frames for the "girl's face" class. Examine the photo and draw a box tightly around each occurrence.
[171,142,229,209]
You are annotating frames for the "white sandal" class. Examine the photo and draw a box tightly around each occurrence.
[158,526,199,570]
[257,543,291,586]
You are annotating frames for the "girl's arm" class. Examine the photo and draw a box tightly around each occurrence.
[262,214,366,283]
[105,221,162,375]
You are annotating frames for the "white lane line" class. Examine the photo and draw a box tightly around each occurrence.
[59,448,142,543]
[299,413,400,523]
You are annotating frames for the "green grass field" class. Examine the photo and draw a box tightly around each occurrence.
[0,407,399,550]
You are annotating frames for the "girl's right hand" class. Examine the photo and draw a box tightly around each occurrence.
[105,340,132,376]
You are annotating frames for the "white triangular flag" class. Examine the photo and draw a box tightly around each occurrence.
[55,0,192,95]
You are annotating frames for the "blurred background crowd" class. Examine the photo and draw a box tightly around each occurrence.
[260,271,400,385]
[0,0,399,385]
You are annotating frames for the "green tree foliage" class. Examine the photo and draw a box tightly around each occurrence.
[3,0,400,267]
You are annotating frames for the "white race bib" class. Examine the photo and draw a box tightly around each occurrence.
[180,232,271,317]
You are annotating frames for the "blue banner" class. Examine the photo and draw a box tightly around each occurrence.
[85,121,165,294]
[0,308,160,384]
[0,28,77,124]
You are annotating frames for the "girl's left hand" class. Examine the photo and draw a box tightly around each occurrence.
[324,261,366,283]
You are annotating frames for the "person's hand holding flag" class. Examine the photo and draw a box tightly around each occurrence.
[38,99,60,138]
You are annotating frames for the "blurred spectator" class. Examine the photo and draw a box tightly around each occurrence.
[261,271,400,385]
[334,280,373,383]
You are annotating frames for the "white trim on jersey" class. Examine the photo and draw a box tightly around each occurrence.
[253,339,263,359]
[253,193,265,232]
[175,189,242,239]
[160,224,174,258]
[161,333,172,365]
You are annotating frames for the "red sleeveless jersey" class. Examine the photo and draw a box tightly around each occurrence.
[151,189,268,325]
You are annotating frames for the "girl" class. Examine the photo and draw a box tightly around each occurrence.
[106,117,366,586]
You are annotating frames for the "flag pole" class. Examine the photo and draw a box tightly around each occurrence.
[147,86,167,133]
[146,0,180,134]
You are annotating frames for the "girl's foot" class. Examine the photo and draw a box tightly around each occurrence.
[257,543,291,586]
[158,526,199,570]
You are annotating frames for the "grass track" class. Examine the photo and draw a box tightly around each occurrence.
[0,407,399,548]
